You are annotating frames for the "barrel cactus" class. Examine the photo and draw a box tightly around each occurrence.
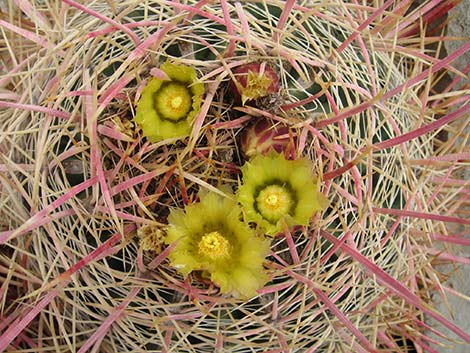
[0,1,469,352]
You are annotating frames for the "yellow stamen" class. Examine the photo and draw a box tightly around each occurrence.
[256,185,294,222]
[171,96,183,109]
[266,194,280,207]
[155,82,192,121]
[198,231,230,259]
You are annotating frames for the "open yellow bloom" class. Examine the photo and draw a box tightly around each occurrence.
[134,62,204,142]
[165,190,270,298]
[237,154,329,236]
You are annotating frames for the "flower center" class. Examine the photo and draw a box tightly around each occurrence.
[256,184,294,223]
[198,231,230,259]
[154,82,192,121]
[171,96,183,109]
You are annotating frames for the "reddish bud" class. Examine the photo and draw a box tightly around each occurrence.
[230,62,280,105]
[241,118,295,159]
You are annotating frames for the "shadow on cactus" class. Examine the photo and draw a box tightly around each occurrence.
[0,1,469,353]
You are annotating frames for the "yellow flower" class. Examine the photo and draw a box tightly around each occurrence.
[134,62,204,142]
[165,190,270,298]
[237,154,329,236]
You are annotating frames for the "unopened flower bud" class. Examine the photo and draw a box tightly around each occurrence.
[230,62,280,105]
[241,118,294,159]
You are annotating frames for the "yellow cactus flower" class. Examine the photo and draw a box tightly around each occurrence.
[237,154,329,236]
[165,190,270,299]
[134,62,204,142]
